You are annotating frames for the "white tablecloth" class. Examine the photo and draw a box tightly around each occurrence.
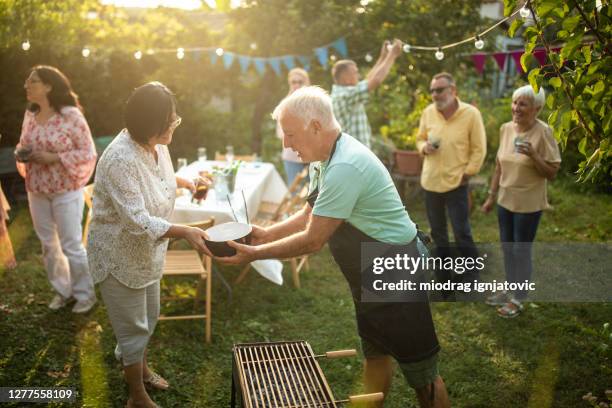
[170,160,287,285]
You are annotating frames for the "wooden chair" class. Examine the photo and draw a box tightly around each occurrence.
[235,184,310,288]
[82,184,94,245]
[214,152,257,162]
[256,166,309,222]
[159,218,215,343]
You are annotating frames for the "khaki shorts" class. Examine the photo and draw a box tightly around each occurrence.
[361,338,439,390]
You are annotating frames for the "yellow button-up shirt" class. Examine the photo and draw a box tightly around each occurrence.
[416,99,486,193]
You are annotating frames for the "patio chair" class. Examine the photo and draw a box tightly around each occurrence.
[159,217,215,343]
[256,166,309,222]
[82,184,94,245]
[214,152,257,162]
[235,183,310,288]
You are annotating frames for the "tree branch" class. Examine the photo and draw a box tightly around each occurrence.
[572,0,611,56]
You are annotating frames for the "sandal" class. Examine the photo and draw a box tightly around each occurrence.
[485,291,509,306]
[143,371,169,391]
[497,298,524,319]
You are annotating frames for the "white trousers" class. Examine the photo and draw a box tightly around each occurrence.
[28,189,95,302]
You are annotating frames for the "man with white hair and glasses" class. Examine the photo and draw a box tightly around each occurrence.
[217,86,450,408]
[416,72,486,295]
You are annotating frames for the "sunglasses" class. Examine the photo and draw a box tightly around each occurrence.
[429,86,450,95]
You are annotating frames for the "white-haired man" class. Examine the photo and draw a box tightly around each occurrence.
[331,39,403,149]
[216,86,450,408]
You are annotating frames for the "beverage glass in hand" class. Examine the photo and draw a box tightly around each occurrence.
[428,134,441,150]
[514,135,527,153]
[14,145,33,163]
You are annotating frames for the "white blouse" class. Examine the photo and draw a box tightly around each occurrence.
[87,129,177,288]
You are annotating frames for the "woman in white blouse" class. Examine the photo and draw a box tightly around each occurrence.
[88,82,209,408]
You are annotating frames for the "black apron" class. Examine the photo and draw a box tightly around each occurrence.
[308,134,440,363]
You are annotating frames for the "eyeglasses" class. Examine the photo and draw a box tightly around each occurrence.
[429,86,450,95]
[290,80,305,86]
[169,116,182,130]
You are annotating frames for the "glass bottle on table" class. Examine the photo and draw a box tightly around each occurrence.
[225,145,234,163]
[197,147,207,163]
[177,157,188,170]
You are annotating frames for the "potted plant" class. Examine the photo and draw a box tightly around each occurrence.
[379,92,429,176]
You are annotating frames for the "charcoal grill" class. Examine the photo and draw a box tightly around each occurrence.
[231,341,383,407]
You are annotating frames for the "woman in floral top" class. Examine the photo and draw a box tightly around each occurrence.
[88,82,209,408]
[16,65,97,313]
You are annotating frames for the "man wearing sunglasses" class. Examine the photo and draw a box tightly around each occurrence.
[416,72,486,295]
[330,39,403,149]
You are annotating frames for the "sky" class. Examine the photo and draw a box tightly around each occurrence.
[100,0,242,9]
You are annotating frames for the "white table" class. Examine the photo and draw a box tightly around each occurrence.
[171,160,288,225]
[170,160,288,285]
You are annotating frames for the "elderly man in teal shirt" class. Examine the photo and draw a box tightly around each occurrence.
[217,86,450,408]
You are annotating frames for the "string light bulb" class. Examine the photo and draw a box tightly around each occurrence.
[177,47,185,60]
[134,50,142,60]
[403,44,411,53]
[365,53,373,62]
[519,6,531,19]
[474,36,485,50]
[215,48,224,56]
[22,40,30,51]
[330,54,337,62]
[146,49,154,55]
[435,48,444,60]
[250,42,257,50]
[82,47,91,58]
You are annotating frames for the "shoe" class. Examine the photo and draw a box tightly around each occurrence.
[497,298,524,319]
[485,291,509,306]
[48,295,69,310]
[144,371,169,391]
[72,297,97,313]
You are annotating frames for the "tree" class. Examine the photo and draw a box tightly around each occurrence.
[505,0,611,184]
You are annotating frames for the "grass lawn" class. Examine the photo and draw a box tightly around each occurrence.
[0,180,610,407]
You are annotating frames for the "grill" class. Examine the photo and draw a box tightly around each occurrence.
[231,341,384,407]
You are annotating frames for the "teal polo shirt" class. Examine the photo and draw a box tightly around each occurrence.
[309,133,417,244]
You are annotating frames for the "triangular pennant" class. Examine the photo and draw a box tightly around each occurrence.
[253,58,266,75]
[268,57,282,75]
[332,38,348,58]
[192,50,202,62]
[223,52,234,69]
[209,50,218,65]
[297,56,311,71]
[492,52,507,70]
[282,55,295,70]
[510,50,525,73]
[533,49,547,66]
[314,46,328,68]
[238,55,251,73]
[472,54,486,74]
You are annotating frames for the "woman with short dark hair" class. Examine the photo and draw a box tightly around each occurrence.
[15,65,97,313]
[87,82,209,408]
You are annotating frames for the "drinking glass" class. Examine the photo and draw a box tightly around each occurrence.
[177,157,188,170]
[197,147,207,163]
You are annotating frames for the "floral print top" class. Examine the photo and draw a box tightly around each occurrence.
[87,130,176,289]
[17,106,97,193]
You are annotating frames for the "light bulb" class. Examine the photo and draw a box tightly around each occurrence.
[82,47,91,58]
[215,48,224,56]
[520,6,531,19]
[365,53,373,62]
[330,54,337,62]
[134,50,142,60]
[474,37,485,50]
[360,0,369,6]
[403,44,411,53]
[146,49,154,55]
[250,42,257,50]
[408,64,414,70]
[177,48,185,60]
[356,7,365,14]
[435,49,444,60]
[22,40,30,51]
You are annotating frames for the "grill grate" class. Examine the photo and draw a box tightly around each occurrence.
[233,341,338,408]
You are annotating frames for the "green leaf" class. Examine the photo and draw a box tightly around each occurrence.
[562,15,582,32]
[578,137,587,155]
[546,93,555,109]
[528,68,541,92]
[593,80,605,95]
[587,61,602,75]
[508,19,524,38]
[520,52,532,73]
[538,0,561,17]
[557,30,569,39]
[504,0,518,16]
[549,77,562,88]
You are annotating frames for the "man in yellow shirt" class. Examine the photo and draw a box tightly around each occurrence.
[416,72,486,291]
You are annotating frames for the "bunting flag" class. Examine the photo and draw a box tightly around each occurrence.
[268,57,282,75]
[297,56,311,71]
[238,55,251,73]
[193,50,202,62]
[510,50,524,74]
[314,46,328,69]
[253,57,266,74]
[282,55,295,70]
[533,49,547,66]
[223,52,234,69]
[471,54,487,74]
[209,50,218,65]
[492,52,507,70]
[332,38,348,58]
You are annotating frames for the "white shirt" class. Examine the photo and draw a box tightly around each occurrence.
[87,130,176,288]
